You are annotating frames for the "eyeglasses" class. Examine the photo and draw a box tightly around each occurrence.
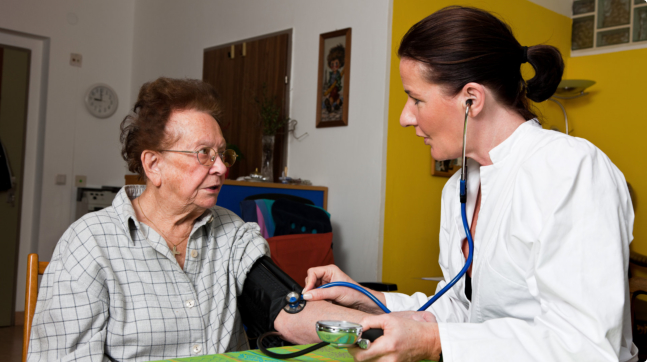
[161,148,238,167]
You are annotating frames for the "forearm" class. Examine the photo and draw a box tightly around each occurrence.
[274,300,369,344]
[364,288,387,314]
[302,286,388,315]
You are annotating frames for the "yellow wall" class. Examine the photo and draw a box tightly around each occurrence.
[564,50,647,255]
[383,0,576,296]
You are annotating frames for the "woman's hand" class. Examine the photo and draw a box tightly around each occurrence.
[301,265,386,314]
[303,264,356,291]
[349,314,441,362]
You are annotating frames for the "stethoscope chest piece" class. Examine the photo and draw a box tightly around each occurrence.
[284,291,306,314]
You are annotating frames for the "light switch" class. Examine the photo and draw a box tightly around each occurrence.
[75,175,87,187]
[55,174,66,185]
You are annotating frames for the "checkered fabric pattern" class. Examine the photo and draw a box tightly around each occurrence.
[27,185,269,362]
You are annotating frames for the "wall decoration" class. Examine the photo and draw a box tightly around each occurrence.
[431,157,462,178]
[316,28,351,128]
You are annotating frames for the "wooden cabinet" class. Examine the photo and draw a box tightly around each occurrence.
[203,31,291,181]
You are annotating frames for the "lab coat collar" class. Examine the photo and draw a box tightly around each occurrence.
[453,119,540,240]
[488,119,541,164]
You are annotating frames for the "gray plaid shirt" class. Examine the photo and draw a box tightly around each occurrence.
[28,185,269,362]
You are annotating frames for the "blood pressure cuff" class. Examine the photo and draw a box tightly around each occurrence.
[237,255,303,340]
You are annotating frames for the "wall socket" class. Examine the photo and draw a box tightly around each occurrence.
[70,53,82,67]
[75,175,87,188]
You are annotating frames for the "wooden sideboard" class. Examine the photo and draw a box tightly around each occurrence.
[125,176,328,218]
[217,180,328,218]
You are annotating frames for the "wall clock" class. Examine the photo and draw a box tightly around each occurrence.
[84,83,119,118]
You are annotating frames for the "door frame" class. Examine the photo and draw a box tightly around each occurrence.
[203,28,293,174]
[0,28,49,316]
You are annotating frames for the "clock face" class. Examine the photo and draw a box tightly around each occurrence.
[85,84,119,118]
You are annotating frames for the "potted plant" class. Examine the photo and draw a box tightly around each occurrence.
[256,85,289,182]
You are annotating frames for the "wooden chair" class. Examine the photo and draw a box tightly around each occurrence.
[22,254,48,362]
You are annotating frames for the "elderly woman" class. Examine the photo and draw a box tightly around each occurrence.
[27,77,365,361]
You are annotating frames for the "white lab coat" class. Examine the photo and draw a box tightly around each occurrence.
[385,121,638,362]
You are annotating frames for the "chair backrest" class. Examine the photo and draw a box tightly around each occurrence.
[23,254,48,362]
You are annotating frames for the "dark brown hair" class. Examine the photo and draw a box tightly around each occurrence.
[327,44,345,68]
[398,6,564,120]
[120,77,222,178]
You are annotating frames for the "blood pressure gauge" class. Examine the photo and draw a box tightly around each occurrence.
[316,320,383,349]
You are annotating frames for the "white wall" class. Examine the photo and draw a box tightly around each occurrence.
[0,0,135,310]
[131,0,392,282]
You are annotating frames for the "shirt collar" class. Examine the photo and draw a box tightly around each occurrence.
[488,119,541,164]
[110,185,144,245]
[113,185,216,245]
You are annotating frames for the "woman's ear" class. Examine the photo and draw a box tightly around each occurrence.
[141,150,163,188]
[461,82,486,117]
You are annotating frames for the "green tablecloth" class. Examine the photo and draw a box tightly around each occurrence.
[152,344,354,361]
[151,344,435,362]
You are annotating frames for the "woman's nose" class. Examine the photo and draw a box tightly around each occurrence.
[210,155,228,175]
[400,103,417,127]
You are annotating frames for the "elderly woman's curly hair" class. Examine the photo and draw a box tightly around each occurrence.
[120,77,222,179]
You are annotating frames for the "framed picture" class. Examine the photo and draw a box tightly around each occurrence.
[316,28,351,128]
[431,157,462,177]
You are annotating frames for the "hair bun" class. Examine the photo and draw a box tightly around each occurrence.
[525,45,564,103]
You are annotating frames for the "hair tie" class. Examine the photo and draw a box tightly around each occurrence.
[521,46,529,64]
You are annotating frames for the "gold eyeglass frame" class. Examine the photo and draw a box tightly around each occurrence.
[161,148,238,167]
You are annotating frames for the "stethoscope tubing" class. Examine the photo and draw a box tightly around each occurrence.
[265,102,475,360]
[316,282,392,313]
[312,200,474,314]
[309,101,475,314]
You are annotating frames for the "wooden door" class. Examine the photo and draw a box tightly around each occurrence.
[203,31,290,181]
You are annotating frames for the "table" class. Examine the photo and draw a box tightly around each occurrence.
[151,344,354,361]
[151,344,435,361]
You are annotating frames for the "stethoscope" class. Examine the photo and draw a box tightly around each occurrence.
[259,100,475,358]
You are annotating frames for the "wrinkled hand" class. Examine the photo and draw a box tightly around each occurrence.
[349,314,441,362]
[301,265,386,314]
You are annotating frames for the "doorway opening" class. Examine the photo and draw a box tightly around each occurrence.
[0,43,31,327]
[0,29,48,332]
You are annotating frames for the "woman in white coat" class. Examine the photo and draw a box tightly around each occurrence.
[302,6,637,362]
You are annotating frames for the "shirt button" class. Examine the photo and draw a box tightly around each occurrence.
[185,299,195,308]
[191,250,198,258]
[192,344,202,354]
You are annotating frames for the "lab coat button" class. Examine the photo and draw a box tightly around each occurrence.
[186,299,195,308]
